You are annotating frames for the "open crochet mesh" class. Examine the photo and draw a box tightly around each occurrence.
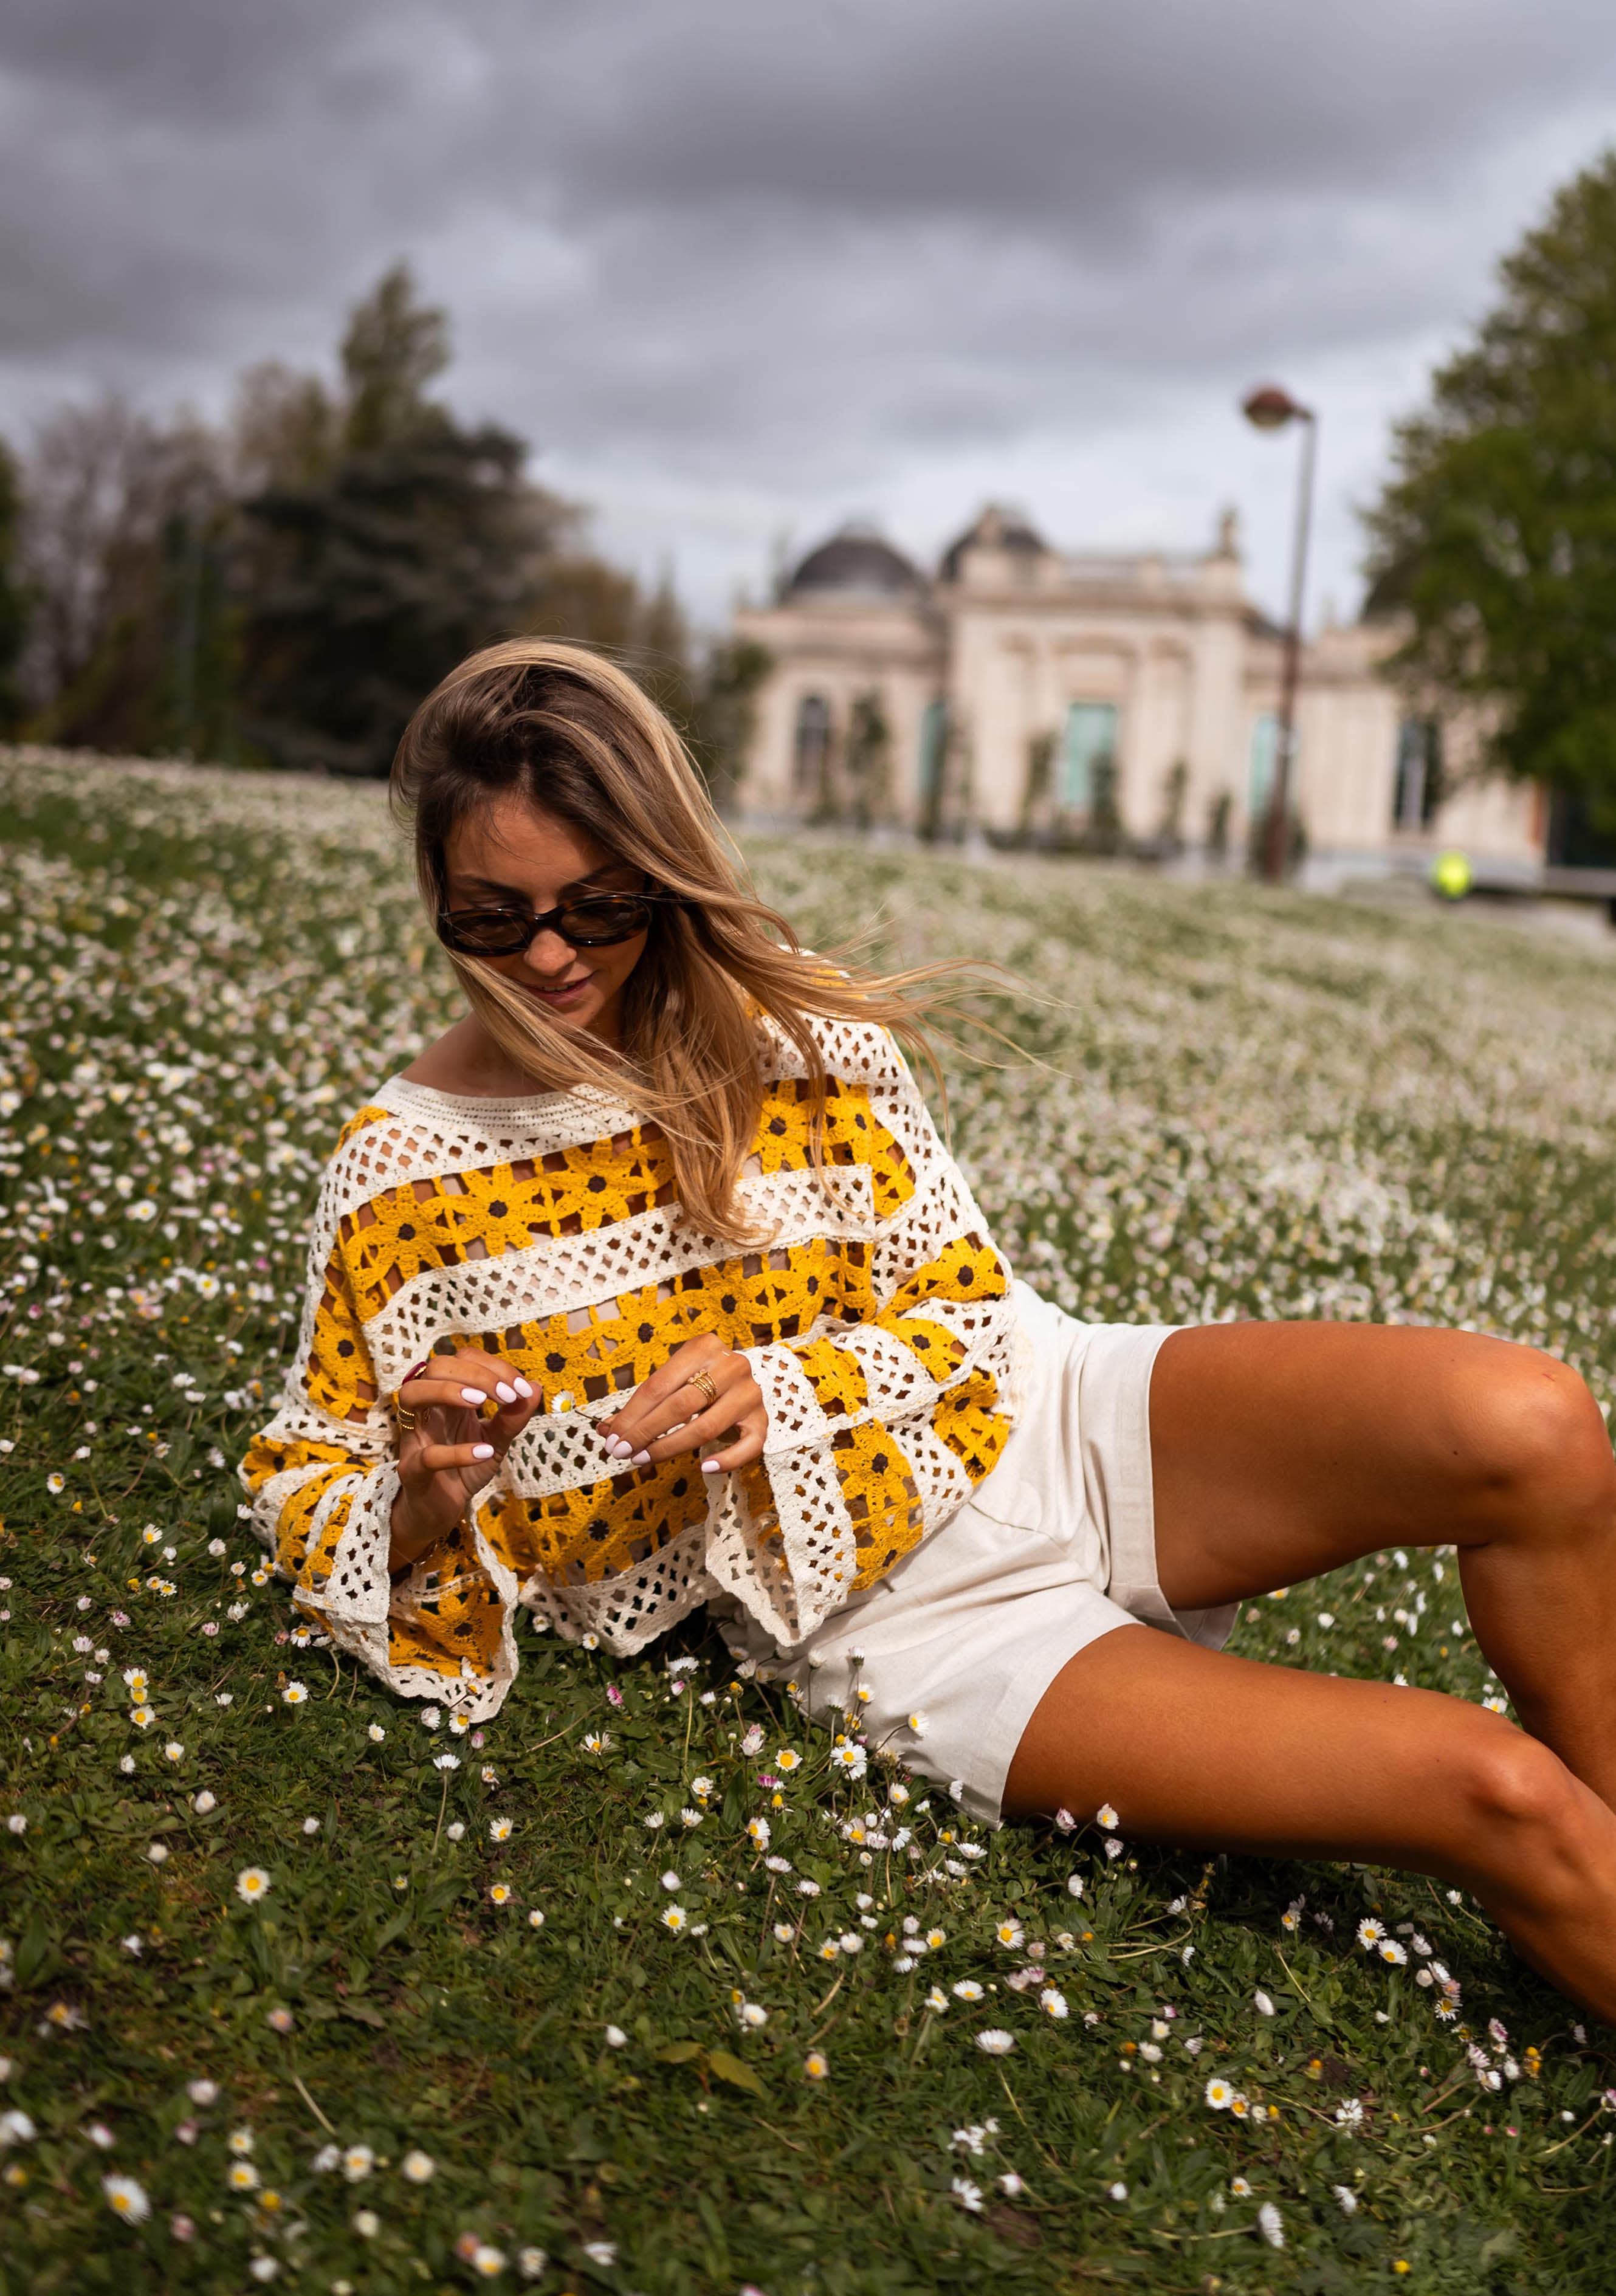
[241,1017,1020,1715]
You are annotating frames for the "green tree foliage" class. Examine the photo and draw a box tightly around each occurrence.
[5,263,765,800]
[1364,149,1616,822]
[234,263,571,775]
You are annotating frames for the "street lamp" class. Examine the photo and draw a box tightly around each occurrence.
[1242,383,1318,883]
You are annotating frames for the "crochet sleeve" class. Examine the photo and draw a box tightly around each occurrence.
[706,1036,1021,1646]
[238,1119,516,1719]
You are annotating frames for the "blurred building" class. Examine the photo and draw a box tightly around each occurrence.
[732,506,1544,877]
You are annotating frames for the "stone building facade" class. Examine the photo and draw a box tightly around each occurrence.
[732,506,1545,876]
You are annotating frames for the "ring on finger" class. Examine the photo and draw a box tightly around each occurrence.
[685,1366,719,1407]
[394,1390,418,1433]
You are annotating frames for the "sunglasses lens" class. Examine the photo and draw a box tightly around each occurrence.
[441,909,532,954]
[558,898,651,944]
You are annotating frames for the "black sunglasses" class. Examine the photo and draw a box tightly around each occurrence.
[436,888,666,957]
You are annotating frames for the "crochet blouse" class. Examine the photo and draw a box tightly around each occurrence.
[241,1017,1021,1719]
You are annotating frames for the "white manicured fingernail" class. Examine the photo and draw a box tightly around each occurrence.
[495,1382,517,1403]
[701,1458,722,1474]
[631,1449,652,1467]
[472,1443,495,1460]
[461,1386,487,1404]
[513,1377,534,1398]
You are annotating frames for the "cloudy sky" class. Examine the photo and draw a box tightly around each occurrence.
[5,0,1616,627]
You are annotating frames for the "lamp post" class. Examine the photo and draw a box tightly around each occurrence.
[1242,383,1317,883]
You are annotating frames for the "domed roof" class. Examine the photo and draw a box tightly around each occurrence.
[939,503,1048,582]
[785,524,925,600]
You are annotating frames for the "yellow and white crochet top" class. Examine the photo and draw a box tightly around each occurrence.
[241,1017,1020,1719]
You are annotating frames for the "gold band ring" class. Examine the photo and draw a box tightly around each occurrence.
[686,1367,719,1407]
[394,1391,418,1434]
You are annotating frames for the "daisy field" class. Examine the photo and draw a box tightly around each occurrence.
[2,747,1615,2292]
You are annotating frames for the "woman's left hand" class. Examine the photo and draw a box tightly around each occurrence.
[597,1333,767,1476]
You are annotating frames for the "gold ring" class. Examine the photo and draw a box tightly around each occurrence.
[394,1391,418,1434]
[686,1367,719,1406]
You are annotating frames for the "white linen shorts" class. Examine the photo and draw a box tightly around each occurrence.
[713,1281,1237,1824]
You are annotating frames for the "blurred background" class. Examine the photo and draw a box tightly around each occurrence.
[4,0,1616,890]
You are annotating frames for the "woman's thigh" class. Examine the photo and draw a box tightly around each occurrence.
[1006,1620,1525,1875]
[1147,1319,1599,1613]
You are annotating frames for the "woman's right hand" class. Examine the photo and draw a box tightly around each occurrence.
[388,1347,540,1570]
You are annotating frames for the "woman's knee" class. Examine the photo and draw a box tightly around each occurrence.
[1454,1722,1594,1888]
[1445,1344,1615,1542]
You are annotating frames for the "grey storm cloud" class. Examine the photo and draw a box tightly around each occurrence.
[5,0,1616,613]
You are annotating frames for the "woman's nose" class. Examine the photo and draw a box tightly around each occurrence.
[521,927,576,973]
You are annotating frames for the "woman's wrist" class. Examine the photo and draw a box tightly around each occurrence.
[388,1487,442,1575]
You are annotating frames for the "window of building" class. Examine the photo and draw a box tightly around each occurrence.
[1061,701,1118,811]
[793,695,830,796]
[917,698,947,803]
[1249,713,1276,817]
[1392,717,1443,830]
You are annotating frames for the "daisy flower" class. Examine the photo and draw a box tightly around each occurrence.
[1039,1987,1069,2019]
[926,1987,949,2012]
[366,1724,386,1743]
[995,1919,1025,1950]
[661,1905,687,1933]
[235,1867,272,1905]
[101,2174,150,2222]
[489,1818,512,1843]
[953,1980,984,2001]
[737,2002,768,2029]
[776,1748,801,1772]
[402,2151,435,2183]
[975,2030,1015,2055]
[228,2161,260,2193]
[130,1707,155,1730]
[1356,1919,1386,1950]
[281,1683,307,1707]
[746,1817,771,1850]
[1096,1803,1119,1830]
[1379,1939,1409,1967]
[1204,2077,1235,2110]
[489,1884,512,1906]
[581,1731,611,1755]
[162,1742,184,1762]
[803,2050,829,2080]
[528,1909,545,1929]
[1258,2201,1285,2249]
[342,2145,374,2181]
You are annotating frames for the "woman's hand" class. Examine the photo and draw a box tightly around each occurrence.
[599,1333,768,1477]
[388,1347,540,1571]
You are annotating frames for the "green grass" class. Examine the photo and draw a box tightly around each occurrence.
[3,745,1616,2294]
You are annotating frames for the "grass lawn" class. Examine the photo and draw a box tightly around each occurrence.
[4,746,1616,2294]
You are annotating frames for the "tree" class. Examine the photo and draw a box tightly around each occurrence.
[1364,150,1616,823]
[0,442,29,737]
[17,394,231,756]
[235,263,572,774]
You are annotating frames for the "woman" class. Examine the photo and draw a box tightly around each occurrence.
[245,638,1616,2019]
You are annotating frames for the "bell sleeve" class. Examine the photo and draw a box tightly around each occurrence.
[705,1035,1022,1645]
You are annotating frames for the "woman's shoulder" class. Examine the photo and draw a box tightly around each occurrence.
[759,1007,915,1095]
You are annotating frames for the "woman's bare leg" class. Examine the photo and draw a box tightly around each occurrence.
[1150,1322,1616,1809]
[1005,1320,1616,2016]
[1005,1626,1616,2020]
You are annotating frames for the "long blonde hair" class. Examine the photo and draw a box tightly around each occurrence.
[390,638,977,1242]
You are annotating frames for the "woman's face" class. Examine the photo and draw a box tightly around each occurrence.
[442,796,652,1051]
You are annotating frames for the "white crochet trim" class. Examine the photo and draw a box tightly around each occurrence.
[244,1017,1020,1714]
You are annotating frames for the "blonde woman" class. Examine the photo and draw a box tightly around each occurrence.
[246,639,1616,2018]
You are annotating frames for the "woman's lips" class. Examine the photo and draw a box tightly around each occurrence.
[524,975,591,1005]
